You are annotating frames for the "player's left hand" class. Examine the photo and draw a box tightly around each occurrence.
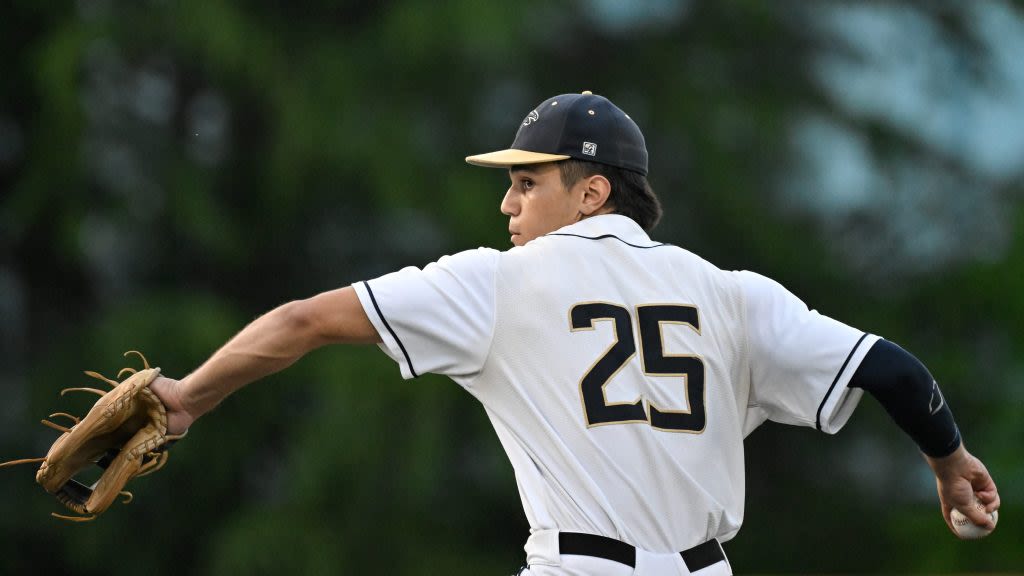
[149,375,195,437]
[925,444,1000,536]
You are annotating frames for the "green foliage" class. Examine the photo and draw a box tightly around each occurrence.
[2,1,1021,573]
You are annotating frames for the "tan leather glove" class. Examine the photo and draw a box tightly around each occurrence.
[1,351,185,521]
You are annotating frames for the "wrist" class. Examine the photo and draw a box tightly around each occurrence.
[177,374,207,421]
[925,443,968,478]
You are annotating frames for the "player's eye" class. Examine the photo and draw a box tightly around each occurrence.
[521,178,534,190]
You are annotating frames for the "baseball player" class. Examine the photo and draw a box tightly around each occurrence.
[149,91,1000,575]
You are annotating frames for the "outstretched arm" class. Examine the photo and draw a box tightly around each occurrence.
[150,286,380,435]
[849,339,1000,536]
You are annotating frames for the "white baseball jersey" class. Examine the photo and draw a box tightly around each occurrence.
[353,214,878,553]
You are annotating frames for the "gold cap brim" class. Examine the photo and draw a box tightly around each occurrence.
[465,149,571,169]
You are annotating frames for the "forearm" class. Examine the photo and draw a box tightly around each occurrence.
[179,300,322,419]
[849,339,961,458]
[849,339,1000,534]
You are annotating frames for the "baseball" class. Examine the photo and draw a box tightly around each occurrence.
[950,499,998,540]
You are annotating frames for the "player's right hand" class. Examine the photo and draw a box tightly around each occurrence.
[150,375,195,437]
[925,444,1000,536]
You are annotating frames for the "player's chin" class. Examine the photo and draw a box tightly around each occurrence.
[510,233,524,247]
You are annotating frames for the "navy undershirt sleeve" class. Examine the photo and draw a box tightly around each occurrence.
[848,339,962,458]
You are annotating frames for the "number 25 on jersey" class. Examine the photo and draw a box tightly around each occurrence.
[570,303,706,433]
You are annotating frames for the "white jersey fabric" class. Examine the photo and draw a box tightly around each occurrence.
[353,214,878,556]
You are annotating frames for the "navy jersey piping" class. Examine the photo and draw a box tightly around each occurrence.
[815,332,870,430]
[546,232,669,249]
[362,281,419,378]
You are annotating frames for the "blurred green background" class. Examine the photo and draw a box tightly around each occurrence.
[2,1,1022,574]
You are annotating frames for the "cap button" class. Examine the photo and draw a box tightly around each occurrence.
[581,90,593,95]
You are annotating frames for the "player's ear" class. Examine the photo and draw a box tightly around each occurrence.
[578,174,612,216]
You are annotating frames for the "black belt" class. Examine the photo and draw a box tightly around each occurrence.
[558,532,725,572]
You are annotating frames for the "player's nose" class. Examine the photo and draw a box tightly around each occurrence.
[500,188,518,216]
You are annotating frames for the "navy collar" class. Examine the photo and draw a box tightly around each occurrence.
[545,214,665,249]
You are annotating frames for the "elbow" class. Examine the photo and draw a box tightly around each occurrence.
[881,340,932,393]
[275,298,325,350]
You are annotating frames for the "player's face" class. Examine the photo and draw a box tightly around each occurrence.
[502,164,583,246]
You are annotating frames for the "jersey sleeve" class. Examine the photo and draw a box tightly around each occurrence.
[737,271,880,434]
[352,247,500,380]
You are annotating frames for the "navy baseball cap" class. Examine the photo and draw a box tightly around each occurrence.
[466,91,648,176]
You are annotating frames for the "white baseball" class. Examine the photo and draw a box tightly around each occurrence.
[950,499,998,540]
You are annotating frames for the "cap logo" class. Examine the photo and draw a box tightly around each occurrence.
[522,110,540,126]
[582,141,597,156]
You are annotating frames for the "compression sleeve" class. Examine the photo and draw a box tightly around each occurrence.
[848,339,961,458]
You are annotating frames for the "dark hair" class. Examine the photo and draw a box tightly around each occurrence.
[557,159,662,231]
